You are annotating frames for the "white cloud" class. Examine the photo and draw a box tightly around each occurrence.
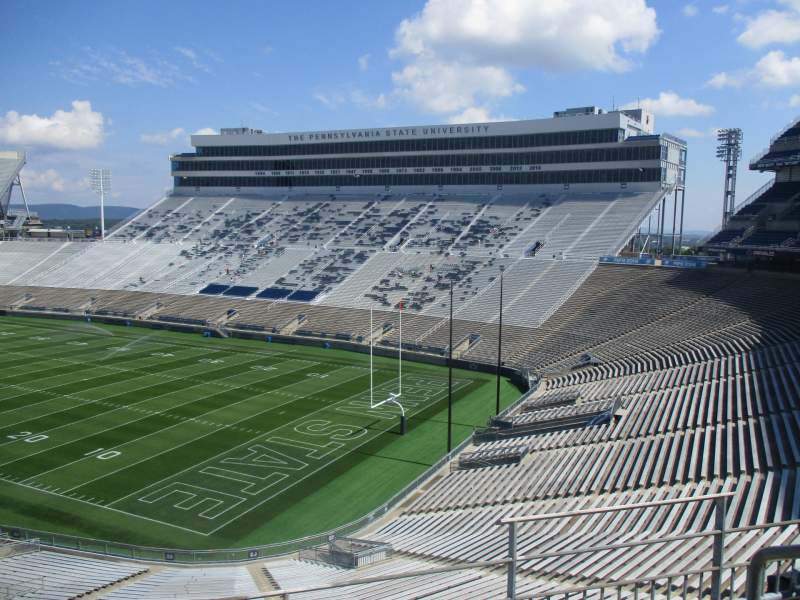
[712,5,729,14]
[790,94,800,106]
[683,4,698,17]
[350,89,388,109]
[54,47,194,87]
[0,100,104,149]
[358,54,370,71]
[192,128,217,135]
[676,127,719,138]
[676,128,705,138]
[707,50,800,88]
[388,0,658,120]
[392,0,658,73]
[22,167,67,192]
[314,91,345,110]
[174,46,211,72]
[706,71,744,88]
[737,9,800,48]
[753,50,800,86]
[249,101,277,115]
[625,91,714,117]
[447,107,511,123]
[314,89,388,110]
[140,127,186,145]
[21,166,88,194]
[392,59,523,114]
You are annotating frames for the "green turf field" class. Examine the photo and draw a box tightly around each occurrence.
[0,315,519,550]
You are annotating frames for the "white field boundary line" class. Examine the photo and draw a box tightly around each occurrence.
[202,376,473,535]
[110,374,471,536]
[0,343,216,406]
[19,359,321,486]
[0,343,134,384]
[0,334,305,383]
[0,332,147,368]
[3,313,367,364]
[0,333,275,392]
[0,343,390,416]
[0,359,304,454]
[58,367,371,495]
[1,475,217,536]
[0,327,123,358]
[0,346,218,412]
[0,352,280,448]
[0,358,324,480]
[0,354,309,448]
[0,326,332,406]
[0,316,338,364]
[0,348,229,419]
[105,366,371,513]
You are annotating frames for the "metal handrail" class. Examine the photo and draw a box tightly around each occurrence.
[734,177,775,214]
[247,519,800,599]
[700,178,775,245]
[768,115,800,145]
[746,545,800,600]
[501,492,733,599]
[498,492,735,525]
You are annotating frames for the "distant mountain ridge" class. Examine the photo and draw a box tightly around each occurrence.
[9,203,140,220]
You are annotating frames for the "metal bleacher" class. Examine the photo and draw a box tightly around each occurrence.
[0,262,798,598]
[0,189,666,329]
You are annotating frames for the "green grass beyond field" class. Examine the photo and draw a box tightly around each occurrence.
[0,315,519,552]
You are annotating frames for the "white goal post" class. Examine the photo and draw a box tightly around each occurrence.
[370,304,406,418]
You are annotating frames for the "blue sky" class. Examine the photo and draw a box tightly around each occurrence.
[2,0,800,230]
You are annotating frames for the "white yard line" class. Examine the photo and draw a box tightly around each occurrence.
[0,347,219,418]
[22,359,317,485]
[203,377,472,535]
[0,476,212,536]
[106,365,369,521]
[59,365,355,494]
[0,351,269,458]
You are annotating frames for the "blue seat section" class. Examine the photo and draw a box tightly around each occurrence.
[199,283,229,295]
[256,287,292,299]
[287,289,320,302]
[223,286,259,297]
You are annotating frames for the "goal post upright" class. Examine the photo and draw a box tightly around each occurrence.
[368,301,406,434]
[398,300,402,397]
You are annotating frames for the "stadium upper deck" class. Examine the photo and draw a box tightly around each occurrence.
[172,106,687,194]
[706,115,800,260]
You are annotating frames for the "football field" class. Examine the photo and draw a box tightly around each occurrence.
[0,315,519,551]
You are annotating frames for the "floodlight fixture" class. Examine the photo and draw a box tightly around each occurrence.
[89,168,111,240]
[716,129,742,227]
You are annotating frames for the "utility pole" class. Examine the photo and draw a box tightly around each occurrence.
[495,265,504,415]
[447,278,454,452]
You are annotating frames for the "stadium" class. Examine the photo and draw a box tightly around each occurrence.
[0,104,797,600]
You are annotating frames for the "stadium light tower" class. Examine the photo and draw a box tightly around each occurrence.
[89,168,111,240]
[716,129,742,227]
